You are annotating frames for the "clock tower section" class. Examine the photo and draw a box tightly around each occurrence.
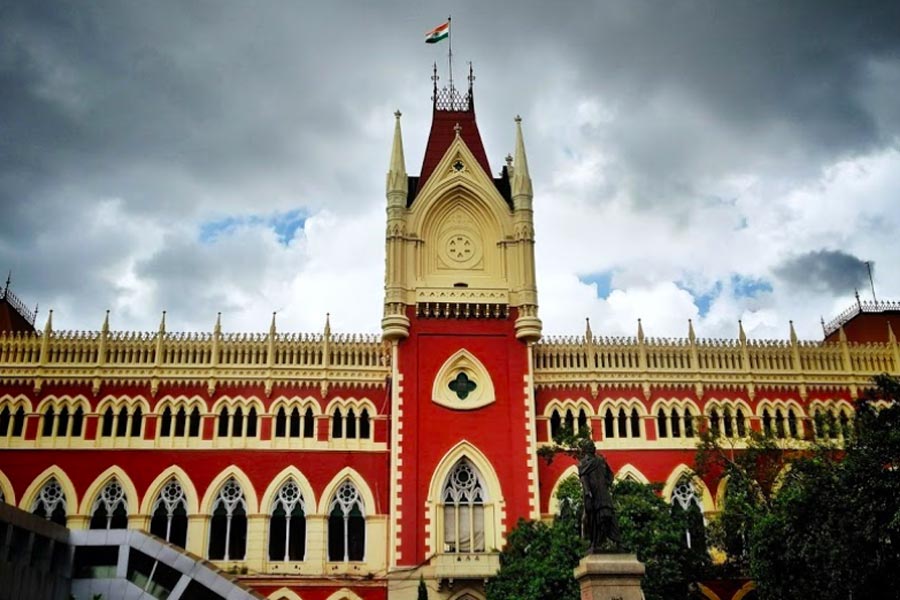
[382,71,543,578]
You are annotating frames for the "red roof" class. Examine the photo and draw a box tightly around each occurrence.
[417,108,492,196]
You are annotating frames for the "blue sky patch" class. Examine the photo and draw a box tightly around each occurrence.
[730,274,773,298]
[579,271,614,299]
[678,274,773,317]
[199,209,307,246]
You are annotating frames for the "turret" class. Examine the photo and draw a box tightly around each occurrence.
[511,116,541,342]
[382,110,411,342]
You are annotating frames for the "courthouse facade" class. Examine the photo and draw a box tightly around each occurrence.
[1,73,899,600]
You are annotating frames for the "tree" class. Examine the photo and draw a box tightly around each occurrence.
[417,575,428,600]
[698,374,900,600]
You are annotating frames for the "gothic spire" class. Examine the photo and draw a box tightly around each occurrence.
[511,115,533,199]
[386,110,408,196]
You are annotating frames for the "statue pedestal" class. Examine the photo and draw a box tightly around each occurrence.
[573,553,645,600]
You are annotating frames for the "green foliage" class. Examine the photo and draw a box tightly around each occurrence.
[487,475,708,600]
[697,374,900,600]
[536,424,593,464]
[417,575,428,600]
[613,480,710,600]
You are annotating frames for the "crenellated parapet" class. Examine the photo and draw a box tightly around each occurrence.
[534,324,900,399]
[0,319,390,396]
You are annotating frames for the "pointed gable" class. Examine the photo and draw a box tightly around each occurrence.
[419,109,492,194]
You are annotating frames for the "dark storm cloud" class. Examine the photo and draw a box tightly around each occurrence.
[774,250,870,295]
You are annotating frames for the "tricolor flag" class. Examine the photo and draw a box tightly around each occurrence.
[425,21,449,44]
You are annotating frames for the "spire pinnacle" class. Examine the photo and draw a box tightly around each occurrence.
[43,309,53,335]
[688,319,696,343]
[324,312,331,338]
[585,317,593,344]
[102,309,110,334]
[511,115,532,198]
[214,312,222,335]
[270,312,277,336]
[738,320,746,343]
[789,320,798,344]
[386,110,408,196]
[889,321,896,344]
[637,318,645,343]
[158,310,167,334]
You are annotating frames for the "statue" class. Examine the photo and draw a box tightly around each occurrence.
[577,437,620,553]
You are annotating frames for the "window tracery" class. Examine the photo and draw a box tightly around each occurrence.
[442,459,486,553]
[150,478,188,548]
[209,478,247,561]
[328,481,365,562]
[269,480,306,562]
[32,478,66,526]
[90,479,128,530]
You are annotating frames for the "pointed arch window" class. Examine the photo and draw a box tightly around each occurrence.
[617,408,627,438]
[130,407,143,437]
[550,409,562,439]
[684,409,695,437]
[630,408,640,438]
[327,481,365,562]
[208,478,247,561]
[289,407,301,437]
[735,409,747,437]
[101,407,114,437]
[359,409,371,439]
[42,406,56,437]
[56,407,70,437]
[115,407,129,437]
[32,479,67,526]
[787,409,798,438]
[160,407,173,437]
[670,408,682,438]
[346,408,357,439]
[657,408,668,438]
[89,479,128,530]
[233,407,244,437]
[671,476,706,550]
[442,459,486,553]
[150,479,188,549]
[709,408,721,436]
[774,409,786,439]
[303,407,315,438]
[332,408,344,439]
[723,407,734,438]
[174,407,187,437]
[604,408,614,438]
[268,480,306,562]
[188,406,201,437]
[12,406,25,436]
[0,406,10,436]
[217,407,230,437]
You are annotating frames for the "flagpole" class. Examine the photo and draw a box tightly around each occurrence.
[447,15,453,108]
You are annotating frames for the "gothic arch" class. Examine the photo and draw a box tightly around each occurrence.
[270,395,322,415]
[615,464,650,485]
[0,469,15,505]
[96,394,151,414]
[431,349,496,410]
[662,464,715,513]
[201,466,259,514]
[19,466,77,515]
[139,466,200,515]
[0,394,33,413]
[210,395,265,414]
[34,394,90,413]
[426,440,506,554]
[317,467,377,515]
[325,397,378,417]
[267,588,304,600]
[323,589,364,600]
[260,466,317,515]
[449,590,486,600]
[78,466,140,516]
[547,465,579,515]
[154,394,207,415]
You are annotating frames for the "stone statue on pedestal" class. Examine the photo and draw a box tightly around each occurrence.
[577,437,620,553]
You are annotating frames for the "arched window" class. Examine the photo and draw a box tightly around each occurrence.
[578,408,588,432]
[709,409,721,437]
[327,481,365,562]
[188,406,201,437]
[102,407,114,437]
[684,409,695,438]
[130,407,142,437]
[332,409,343,439]
[160,407,172,437]
[115,407,129,437]
[604,409,614,438]
[174,407,186,437]
[671,476,705,550]
[32,479,67,526]
[839,411,851,438]
[89,479,128,530]
[827,410,838,439]
[268,480,306,562]
[42,406,55,437]
[12,406,25,437]
[247,407,257,437]
[617,408,627,438]
[670,408,681,438]
[359,409,371,439]
[217,407,229,437]
[275,407,287,437]
[150,479,188,549]
[657,408,668,438]
[564,409,575,433]
[346,408,357,439]
[442,459,486,554]
[289,407,301,437]
[630,408,640,438]
[762,409,772,437]
[208,478,247,561]
[774,409,785,439]
[303,407,315,438]
[0,407,10,436]
[233,407,244,437]
[787,409,798,438]
[735,409,747,437]
[723,407,734,438]
[57,407,70,437]
[550,409,562,439]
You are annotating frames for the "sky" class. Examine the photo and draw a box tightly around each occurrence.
[2,1,899,342]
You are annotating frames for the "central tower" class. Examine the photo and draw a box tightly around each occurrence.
[383,68,543,596]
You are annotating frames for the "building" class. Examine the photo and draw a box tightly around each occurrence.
[1,71,899,600]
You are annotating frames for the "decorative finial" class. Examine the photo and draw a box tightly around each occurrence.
[637,318,645,343]
[789,320,797,344]
[43,309,53,335]
[158,310,167,334]
[855,288,862,309]
[214,312,222,335]
[514,114,522,123]
[102,309,110,334]
[3,270,10,297]
[585,317,593,344]
[453,122,462,136]
[505,154,513,168]
[270,311,277,336]
[688,319,696,343]
[738,319,746,343]
[324,312,332,338]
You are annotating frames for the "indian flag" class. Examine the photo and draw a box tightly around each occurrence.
[425,21,449,44]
